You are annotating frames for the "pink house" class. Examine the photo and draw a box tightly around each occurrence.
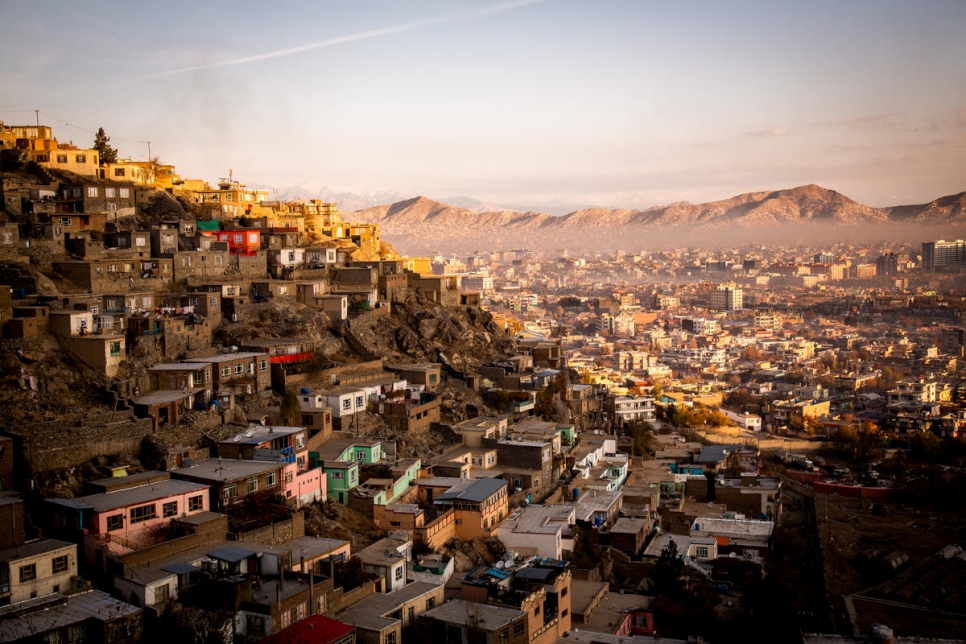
[216,426,327,507]
[48,472,210,570]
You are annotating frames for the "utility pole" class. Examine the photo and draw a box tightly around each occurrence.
[146,141,152,160]
[35,110,39,126]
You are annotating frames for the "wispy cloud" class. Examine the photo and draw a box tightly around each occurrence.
[747,125,790,138]
[836,112,904,129]
[916,106,966,131]
[144,0,543,80]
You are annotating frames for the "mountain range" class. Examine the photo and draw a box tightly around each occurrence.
[349,185,966,254]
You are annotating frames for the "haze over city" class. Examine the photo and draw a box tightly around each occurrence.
[2,0,965,213]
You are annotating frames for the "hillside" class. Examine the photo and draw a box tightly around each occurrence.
[352,185,966,254]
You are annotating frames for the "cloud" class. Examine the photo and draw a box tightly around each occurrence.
[916,106,966,131]
[837,112,904,129]
[144,0,543,80]
[747,125,791,138]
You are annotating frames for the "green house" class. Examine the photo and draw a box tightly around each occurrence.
[324,461,360,504]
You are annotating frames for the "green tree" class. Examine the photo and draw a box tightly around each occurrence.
[279,388,301,426]
[93,127,118,165]
[652,539,685,598]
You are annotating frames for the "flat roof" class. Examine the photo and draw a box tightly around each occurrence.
[0,538,74,562]
[172,458,281,482]
[221,425,305,445]
[133,390,202,406]
[148,362,209,372]
[50,479,208,514]
[0,590,140,641]
[337,581,440,630]
[424,599,523,628]
[185,352,263,364]
[497,505,573,536]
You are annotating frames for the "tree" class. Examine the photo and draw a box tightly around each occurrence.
[93,127,117,165]
[279,388,300,426]
[652,539,685,598]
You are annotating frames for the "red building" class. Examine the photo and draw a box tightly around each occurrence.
[209,229,261,255]
[262,615,356,644]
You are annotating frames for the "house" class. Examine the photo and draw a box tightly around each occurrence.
[380,393,440,434]
[385,363,441,393]
[47,472,211,569]
[460,558,572,644]
[336,580,444,644]
[0,589,142,644]
[168,249,231,283]
[211,229,261,255]
[356,537,412,594]
[423,599,527,644]
[170,458,286,511]
[495,505,575,560]
[186,352,272,398]
[419,477,509,539]
[324,461,360,504]
[261,615,356,644]
[297,392,334,445]
[406,273,462,306]
[690,516,774,562]
[604,517,650,556]
[0,539,79,605]
[52,258,174,292]
[452,416,508,447]
[147,362,213,400]
[216,425,326,507]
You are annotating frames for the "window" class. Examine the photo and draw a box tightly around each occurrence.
[105,187,116,198]
[114,168,126,176]
[355,451,365,462]
[561,608,569,617]
[110,341,121,357]
[355,396,364,409]
[408,606,415,621]
[188,495,203,512]
[426,597,436,610]
[224,484,237,499]
[395,566,403,580]
[87,186,98,197]
[209,297,218,309]
[226,286,235,295]
[188,297,199,306]
[119,188,130,198]
[52,555,69,574]
[19,564,36,583]
[234,364,244,375]
[130,504,157,524]
[163,501,178,517]
[498,629,509,644]
[278,286,287,295]
[259,359,268,372]
[331,471,344,479]
[342,399,351,411]
[385,633,396,644]
[561,586,568,597]
[391,521,401,527]
[106,202,117,211]
[56,154,68,163]
[221,366,230,378]
[429,374,437,384]
[182,256,191,267]
[695,547,709,558]
[266,472,276,488]
[247,478,258,493]
[106,514,123,531]
[295,433,305,450]
[513,621,525,636]
[75,154,87,164]
[60,217,72,227]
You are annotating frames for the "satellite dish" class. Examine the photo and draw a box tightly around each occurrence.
[246,430,255,438]
[495,561,504,568]
[233,436,241,442]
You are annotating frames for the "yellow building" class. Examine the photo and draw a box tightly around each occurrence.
[404,257,432,275]
[100,160,156,186]
[178,178,268,219]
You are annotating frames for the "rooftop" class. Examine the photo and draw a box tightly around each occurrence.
[497,505,574,536]
[171,458,282,482]
[434,477,507,504]
[0,590,140,641]
[0,538,74,562]
[337,581,440,631]
[424,598,524,629]
[49,479,208,514]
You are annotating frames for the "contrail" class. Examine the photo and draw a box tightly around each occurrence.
[145,0,543,80]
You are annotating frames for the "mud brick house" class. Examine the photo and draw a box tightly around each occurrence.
[187,352,272,399]
[170,458,286,512]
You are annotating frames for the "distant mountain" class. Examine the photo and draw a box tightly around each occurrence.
[350,185,966,254]
[257,184,509,214]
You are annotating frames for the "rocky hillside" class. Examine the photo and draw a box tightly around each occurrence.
[352,185,966,254]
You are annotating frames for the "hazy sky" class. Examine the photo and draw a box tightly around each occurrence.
[2,0,965,212]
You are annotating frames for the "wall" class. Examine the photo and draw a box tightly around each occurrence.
[115,514,228,572]
[229,512,305,544]
[413,508,457,550]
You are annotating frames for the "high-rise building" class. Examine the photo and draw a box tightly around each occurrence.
[710,284,742,311]
[922,240,966,273]
[876,253,899,276]
[813,251,834,265]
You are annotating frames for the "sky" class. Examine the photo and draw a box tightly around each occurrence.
[2,0,965,213]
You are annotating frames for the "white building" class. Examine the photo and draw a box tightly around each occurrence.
[495,505,575,560]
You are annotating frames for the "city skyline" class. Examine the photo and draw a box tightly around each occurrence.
[2,0,965,213]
